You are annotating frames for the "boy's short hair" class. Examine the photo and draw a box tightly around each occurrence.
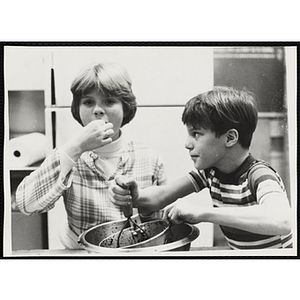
[182,86,258,148]
[71,62,137,127]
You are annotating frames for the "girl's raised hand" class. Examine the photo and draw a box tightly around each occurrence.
[59,120,114,163]
[75,120,114,153]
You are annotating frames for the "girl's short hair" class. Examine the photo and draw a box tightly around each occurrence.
[182,86,258,149]
[71,62,137,127]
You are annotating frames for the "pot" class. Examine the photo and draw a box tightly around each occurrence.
[78,215,200,253]
[99,219,169,249]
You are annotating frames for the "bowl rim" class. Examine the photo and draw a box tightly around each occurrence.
[78,221,200,254]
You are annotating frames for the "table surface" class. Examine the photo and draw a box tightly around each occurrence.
[8,246,297,257]
[9,246,232,257]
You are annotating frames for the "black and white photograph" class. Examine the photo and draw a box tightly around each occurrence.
[2,44,297,258]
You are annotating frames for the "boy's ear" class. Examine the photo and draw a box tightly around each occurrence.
[225,129,239,147]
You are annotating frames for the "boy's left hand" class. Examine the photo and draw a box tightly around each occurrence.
[108,175,139,207]
[163,200,202,224]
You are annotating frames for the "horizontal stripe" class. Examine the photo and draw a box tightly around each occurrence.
[212,177,249,190]
[227,237,283,249]
[213,201,257,208]
[211,190,255,206]
[257,180,287,205]
[221,225,275,242]
[189,171,207,191]
[211,186,252,199]
[211,187,252,198]
[225,232,293,250]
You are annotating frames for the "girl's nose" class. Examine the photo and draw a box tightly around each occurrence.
[94,105,105,116]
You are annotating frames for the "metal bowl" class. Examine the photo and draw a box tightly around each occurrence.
[78,215,200,253]
[99,219,170,249]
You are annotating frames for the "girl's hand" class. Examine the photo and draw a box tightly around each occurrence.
[108,176,139,207]
[163,199,203,224]
[75,120,114,153]
[61,120,114,162]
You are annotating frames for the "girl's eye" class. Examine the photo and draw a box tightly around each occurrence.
[81,99,93,106]
[104,98,116,105]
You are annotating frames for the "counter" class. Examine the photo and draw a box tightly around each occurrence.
[9,247,233,257]
[9,246,296,257]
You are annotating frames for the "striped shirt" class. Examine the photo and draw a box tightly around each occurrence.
[16,140,166,237]
[188,154,292,250]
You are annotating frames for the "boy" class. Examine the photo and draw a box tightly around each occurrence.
[109,86,293,250]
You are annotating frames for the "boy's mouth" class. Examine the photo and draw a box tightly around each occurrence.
[190,155,199,160]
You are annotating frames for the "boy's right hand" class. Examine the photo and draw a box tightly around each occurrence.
[108,176,139,207]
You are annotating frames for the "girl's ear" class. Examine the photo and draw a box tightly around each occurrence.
[225,129,239,147]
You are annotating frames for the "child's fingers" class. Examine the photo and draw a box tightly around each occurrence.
[167,203,183,224]
[115,175,129,188]
[111,184,131,196]
[101,137,113,146]
[94,119,113,129]
[162,203,174,220]
[115,175,137,189]
[108,186,132,206]
[103,129,114,140]
[108,178,132,206]
[113,176,139,206]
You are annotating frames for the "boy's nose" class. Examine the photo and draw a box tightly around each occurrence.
[184,137,193,150]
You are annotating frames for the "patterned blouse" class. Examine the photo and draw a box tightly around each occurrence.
[16,140,166,236]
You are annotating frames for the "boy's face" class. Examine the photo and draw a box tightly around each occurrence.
[185,124,226,170]
[79,90,124,141]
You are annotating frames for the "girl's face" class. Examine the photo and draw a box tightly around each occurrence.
[185,124,227,171]
[79,90,124,141]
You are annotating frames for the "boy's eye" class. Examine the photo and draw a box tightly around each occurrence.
[191,131,202,138]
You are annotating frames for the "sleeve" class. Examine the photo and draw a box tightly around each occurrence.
[15,149,74,216]
[153,152,167,186]
[140,151,167,219]
[248,164,288,205]
[187,170,208,192]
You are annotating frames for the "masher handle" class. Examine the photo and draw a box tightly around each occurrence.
[123,200,133,218]
[118,180,133,218]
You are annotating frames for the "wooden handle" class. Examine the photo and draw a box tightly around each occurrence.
[123,201,133,218]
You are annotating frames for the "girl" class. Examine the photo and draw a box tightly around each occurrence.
[16,62,166,249]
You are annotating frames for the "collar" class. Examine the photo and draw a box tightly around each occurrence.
[210,154,256,183]
[93,131,124,159]
[81,132,132,172]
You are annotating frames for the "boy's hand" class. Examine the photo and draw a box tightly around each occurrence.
[108,176,139,207]
[163,199,201,224]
